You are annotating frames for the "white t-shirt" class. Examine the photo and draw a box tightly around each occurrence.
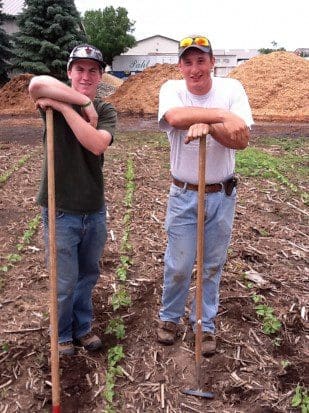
[158,77,254,184]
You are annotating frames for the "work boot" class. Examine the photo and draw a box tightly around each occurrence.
[59,341,75,356]
[201,332,216,356]
[77,332,103,352]
[157,320,178,344]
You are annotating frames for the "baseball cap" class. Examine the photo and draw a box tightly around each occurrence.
[178,36,213,58]
[67,44,106,70]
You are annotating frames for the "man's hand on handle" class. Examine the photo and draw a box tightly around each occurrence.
[185,123,210,144]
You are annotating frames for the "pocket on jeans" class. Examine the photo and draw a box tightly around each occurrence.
[223,187,237,199]
[170,184,185,198]
[42,208,64,224]
[55,211,65,219]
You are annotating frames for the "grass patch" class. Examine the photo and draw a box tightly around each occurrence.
[236,137,308,203]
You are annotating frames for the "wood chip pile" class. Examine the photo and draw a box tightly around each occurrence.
[0,73,35,115]
[106,64,182,115]
[228,51,309,122]
[107,52,309,122]
[1,52,308,122]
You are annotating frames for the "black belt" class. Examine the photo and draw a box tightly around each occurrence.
[172,176,237,195]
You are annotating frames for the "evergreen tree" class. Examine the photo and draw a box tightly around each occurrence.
[11,0,86,80]
[0,1,12,85]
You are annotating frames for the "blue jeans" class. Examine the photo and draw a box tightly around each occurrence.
[42,207,107,343]
[159,183,236,333]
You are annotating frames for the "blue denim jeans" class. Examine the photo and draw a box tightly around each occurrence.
[42,207,107,343]
[159,183,236,333]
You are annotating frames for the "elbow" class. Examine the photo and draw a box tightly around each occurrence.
[28,75,49,98]
[92,146,106,156]
[237,134,250,150]
[164,109,182,128]
[92,133,112,155]
[28,77,42,98]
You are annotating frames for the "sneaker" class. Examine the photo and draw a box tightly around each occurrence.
[59,341,75,356]
[78,332,103,352]
[201,332,216,356]
[157,320,178,344]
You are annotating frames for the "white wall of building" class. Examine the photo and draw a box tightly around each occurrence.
[123,35,178,55]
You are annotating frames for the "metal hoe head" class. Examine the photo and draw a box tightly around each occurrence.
[182,388,214,398]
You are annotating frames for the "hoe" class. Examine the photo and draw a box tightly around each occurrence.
[183,135,214,399]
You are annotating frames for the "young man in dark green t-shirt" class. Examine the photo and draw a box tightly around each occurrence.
[29,44,117,356]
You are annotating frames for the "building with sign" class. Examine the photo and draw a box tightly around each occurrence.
[111,35,259,78]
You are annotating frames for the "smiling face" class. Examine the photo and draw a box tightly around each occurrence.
[67,59,102,99]
[178,48,215,95]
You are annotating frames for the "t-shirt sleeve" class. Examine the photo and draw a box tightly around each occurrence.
[95,100,117,145]
[229,80,254,128]
[158,80,183,131]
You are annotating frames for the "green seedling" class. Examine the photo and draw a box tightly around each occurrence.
[252,294,263,304]
[108,345,125,367]
[103,345,125,409]
[7,253,22,263]
[111,287,131,311]
[291,385,309,413]
[255,304,282,335]
[273,337,282,347]
[2,342,9,352]
[115,255,132,281]
[281,360,290,369]
[0,154,31,184]
[0,265,9,273]
[17,214,41,251]
[105,317,126,339]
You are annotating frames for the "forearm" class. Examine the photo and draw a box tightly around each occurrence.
[61,105,112,155]
[165,106,249,149]
[209,123,249,149]
[164,107,228,129]
[29,75,90,106]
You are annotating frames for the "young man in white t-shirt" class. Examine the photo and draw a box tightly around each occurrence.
[157,35,253,355]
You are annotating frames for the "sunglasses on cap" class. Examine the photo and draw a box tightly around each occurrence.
[179,36,210,48]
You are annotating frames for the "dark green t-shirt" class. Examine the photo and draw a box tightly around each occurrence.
[37,98,117,214]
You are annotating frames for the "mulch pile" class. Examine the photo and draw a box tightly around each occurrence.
[1,52,308,122]
[107,52,309,122]
[107,64,183,115]
[0,73,35,115]
[228,51,309,122]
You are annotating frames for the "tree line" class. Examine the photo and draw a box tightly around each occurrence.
[0,0,136,85]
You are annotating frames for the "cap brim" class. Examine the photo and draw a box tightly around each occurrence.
[178,45,211,58]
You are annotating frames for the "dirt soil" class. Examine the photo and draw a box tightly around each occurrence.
[0,114,308,413]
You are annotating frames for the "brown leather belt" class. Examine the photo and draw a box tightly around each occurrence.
[172,177,223,193]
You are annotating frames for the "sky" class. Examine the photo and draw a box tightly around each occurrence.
[74,0,308,51]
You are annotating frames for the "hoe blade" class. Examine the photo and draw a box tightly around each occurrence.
[182,388,214,398]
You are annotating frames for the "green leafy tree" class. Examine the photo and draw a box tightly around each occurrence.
[0,1,12,85]
[83,7,136,66]
[10,0,86,80]
[259,40,286,54]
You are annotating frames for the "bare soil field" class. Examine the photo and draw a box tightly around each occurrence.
[0,114,308,413]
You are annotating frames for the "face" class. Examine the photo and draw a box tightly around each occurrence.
[67,59,102,99]
[179,49,215,95]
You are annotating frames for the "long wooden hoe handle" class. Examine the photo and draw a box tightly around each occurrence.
[46,108,61,412]
[195,135,206,388]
